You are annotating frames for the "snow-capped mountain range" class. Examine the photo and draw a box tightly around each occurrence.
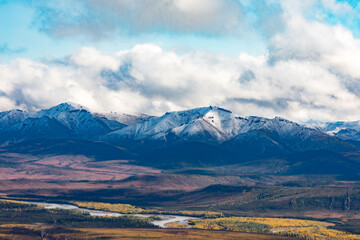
[0,103,358,149]
[103,106,341,150]
[103,106,357,155]
[1,102,360,173]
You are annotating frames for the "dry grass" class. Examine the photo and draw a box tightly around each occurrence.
[55,228,293,240]
[0,224,294,240]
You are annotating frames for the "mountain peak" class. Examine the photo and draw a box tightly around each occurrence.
[274,116,296,124]
[164,106,232,118]
[36,102,89,118]
[0,109,26,117]
[52,102,88,111]
[208,106,232,114]
[0,109,28,127]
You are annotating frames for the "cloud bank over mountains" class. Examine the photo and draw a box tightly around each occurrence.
[1,0,360,121]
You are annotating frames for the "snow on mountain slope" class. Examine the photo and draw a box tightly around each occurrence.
[95,112,154,126]
[0,109,28,128]
[305,120,360,141]
[33,102,126,137]
[104,106,248,144]
[0,103,126,144]
[34,102,88,118]
[229,116,355,154]
[304,120,327,131]
[33,103,92,129]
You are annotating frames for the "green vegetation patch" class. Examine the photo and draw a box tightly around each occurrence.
[72,200,224,218]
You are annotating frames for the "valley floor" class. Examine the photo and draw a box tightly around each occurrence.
[0,150,360,239]
[1,198,360,240]
[0,225,293,240]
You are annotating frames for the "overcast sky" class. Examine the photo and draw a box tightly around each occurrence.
[0,0,360,121]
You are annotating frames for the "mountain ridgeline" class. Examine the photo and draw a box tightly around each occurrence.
[1,103,360,174]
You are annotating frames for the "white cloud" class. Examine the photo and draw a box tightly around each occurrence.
[32,0,244,38]
[269,14,360,79]
[2,0,360,122]
[69,47,120,70]
[1,40,360,122]
[320,0,352,13]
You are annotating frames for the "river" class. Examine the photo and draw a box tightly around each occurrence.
[24,201,198,228]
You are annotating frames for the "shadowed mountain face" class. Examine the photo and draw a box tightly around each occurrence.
[0,103,360,174]
[0,139,134,161]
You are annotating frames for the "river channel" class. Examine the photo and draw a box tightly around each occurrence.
[23,201,199,228]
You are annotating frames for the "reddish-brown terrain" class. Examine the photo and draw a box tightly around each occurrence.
[0,153,160,181]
